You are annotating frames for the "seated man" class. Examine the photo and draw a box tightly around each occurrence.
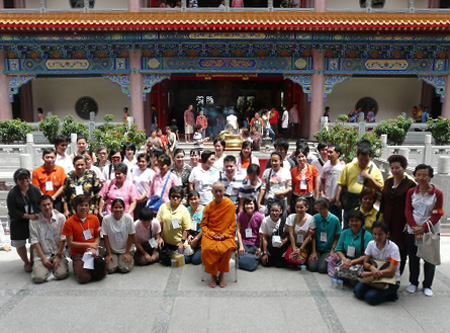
[62,194,105,284]
[219,155,246,208]
[201,182,237,288]
[29,195,68,283]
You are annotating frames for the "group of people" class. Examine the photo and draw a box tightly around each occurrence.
[4,133,443,303]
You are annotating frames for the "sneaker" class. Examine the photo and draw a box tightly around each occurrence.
[406,284,417,294]
[423,288,434,297]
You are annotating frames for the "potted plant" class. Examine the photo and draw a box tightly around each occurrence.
[427,117,450,145]
[373,115,413,145]
[38,115,61,144]
[0,118,34,144]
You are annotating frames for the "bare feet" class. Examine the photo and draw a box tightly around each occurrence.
[1,245,11,252]
[209,275,217,288]
[24,262,32,273]
[219,272,227,288]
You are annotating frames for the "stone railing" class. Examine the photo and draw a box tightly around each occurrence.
[319,113,430,144]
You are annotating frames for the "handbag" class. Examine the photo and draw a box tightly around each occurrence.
[334,229,367,281]
[326,255,341,277]
[358,259,397,289]
[146,171,172,212]
[285,245,307,265]
[417,221,441,265]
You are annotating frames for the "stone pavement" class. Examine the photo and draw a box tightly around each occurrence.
[1,237,450,333]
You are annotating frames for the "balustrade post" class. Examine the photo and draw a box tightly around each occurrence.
[438,156,450,174]
[70,133,77,156]
[424,134,432,165]
[380,134,388,160]
[358,112,365,138]
[89,112,95,141]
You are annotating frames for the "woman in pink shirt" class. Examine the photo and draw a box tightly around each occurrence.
[99,162,139,218]
[147,154,180,205]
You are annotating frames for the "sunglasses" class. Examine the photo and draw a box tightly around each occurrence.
[171,195,181,199]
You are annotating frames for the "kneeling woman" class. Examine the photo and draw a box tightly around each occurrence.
[285,197,315,267]
[335,210,373,283]
[134,208,162,265]
[62,194,105,283]
[353,221,401,305]
[157,186,192,265]
[260,201,289,268]
[186,190,204,265]
[237,196,264,271]
[102,198,136,274]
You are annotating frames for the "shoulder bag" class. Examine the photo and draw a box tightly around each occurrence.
[146,172,172,212]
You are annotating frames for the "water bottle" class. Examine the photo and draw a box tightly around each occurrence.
[171,258,175,268]
[331,277,337,288]
[337,279,344,290]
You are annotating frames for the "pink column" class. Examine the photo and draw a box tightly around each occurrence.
[0,51,13,120]
[130,50,144,130]
[314,0,326,12]
[14,0,26,8]
[309,49,324,139]
[441,76,450,119]
[128,0,140,11]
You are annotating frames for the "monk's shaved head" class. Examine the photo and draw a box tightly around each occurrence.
[212,181,225,190]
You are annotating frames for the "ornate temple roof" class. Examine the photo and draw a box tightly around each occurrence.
[1,12,450,32]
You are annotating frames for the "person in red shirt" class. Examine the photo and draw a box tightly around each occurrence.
[157,128,168,152]
[269,108,280,137]
[62,194,104,283]
[196,110,208,138]
[32,148,66,212]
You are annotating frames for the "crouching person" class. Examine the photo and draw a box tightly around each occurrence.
[134,208,162,265]
[102,198,136,274]
[30,195,68,283]
[62,194,105,283]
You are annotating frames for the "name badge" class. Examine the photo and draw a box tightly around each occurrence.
[347,245,356,257]
[148,237,157,248]
[24,204,29,214]
[300,180,307,190]
[45,181,54,192]
[83,229,92,240]
[45,228,55,239]
[245,228,253,238]
[320,232,327,242]
[75,185,84,196]
[416,202,428,217]
[226,185,234,196]
[296,233,304,244]
[356,173,364,184]
[113,232,123,243]
[272,235,282,248]
[191,221,197,231]
[171,218,180,229]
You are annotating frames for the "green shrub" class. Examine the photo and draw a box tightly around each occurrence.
[314,123,382,163]
[373,115,413,145]
[427,117,450,145]
[61,115,89,140]
[38,115,60,144]
[0,118,34,143]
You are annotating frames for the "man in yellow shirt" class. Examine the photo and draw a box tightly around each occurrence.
[336,146,383,229]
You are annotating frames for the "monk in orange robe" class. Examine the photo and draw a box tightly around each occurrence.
[201,181,237,288]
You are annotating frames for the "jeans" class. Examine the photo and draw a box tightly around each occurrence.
[290,123,300,138]
[238,244,260,271]
[353,282,399,305]
[185,247,202,265]
[267,128,276,143]
[201,129,206,139]
[407,234,436,288]
[308,251,330,273]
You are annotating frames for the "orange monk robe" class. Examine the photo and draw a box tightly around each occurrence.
[200,197,237,275]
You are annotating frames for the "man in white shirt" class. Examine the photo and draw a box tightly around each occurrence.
[218,155,246,208]
[54,135,74,174]
[29,195,68,283]
[311,142,329,177]
[281,106,289,138]
[320,144,345,222]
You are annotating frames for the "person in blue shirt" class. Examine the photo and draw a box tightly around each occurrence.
[335,210,373,277]
[309,197,341,273]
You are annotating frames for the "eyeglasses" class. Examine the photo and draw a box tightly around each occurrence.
[111,156,121,160]
[171,195,181,199]
[17,177,30,181]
